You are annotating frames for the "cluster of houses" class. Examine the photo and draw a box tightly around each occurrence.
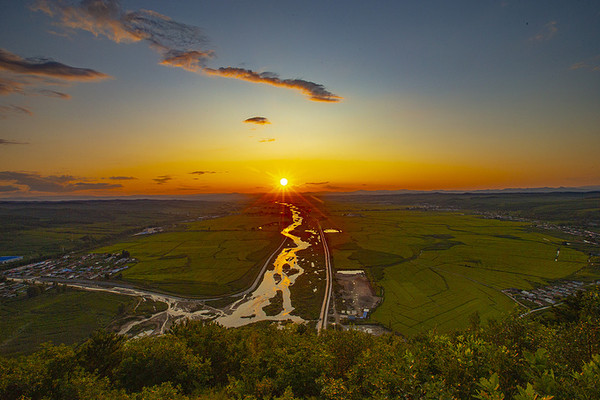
[533,222,600,246]
[503,280,588,308]
[0,280,28,298]
[3,252,135,288]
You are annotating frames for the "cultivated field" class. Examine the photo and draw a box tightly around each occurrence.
[0,200,240,263]
[94,211,283,297]
[324,203,592,335]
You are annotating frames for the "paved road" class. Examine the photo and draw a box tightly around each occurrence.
[317,223,333,333]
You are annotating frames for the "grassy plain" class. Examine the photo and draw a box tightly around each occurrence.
[0,200,241,264]
[0,287,142,357]
[94,212,284,297]
[326,192,600,228]
[324,203,592,335]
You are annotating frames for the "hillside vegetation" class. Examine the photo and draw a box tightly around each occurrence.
[1,286,598,400]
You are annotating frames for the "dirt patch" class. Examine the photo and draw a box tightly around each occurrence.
[346,324,391,336]
[335,271,381,320]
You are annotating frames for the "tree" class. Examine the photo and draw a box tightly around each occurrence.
[26,284,41,298]
[77,330,126,379]
[115,335,210,394]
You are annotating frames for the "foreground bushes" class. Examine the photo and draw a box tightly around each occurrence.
[1,286,599,399]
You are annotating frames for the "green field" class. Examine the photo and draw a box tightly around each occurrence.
[0,287,140,357]
[324,203,593,335]
[0,199,242,264]
[94,212,283,297]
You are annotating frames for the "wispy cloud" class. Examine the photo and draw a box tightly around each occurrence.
[71,182,121,190]
[109,175,137,180]
[244,116,270,125]
[153,175,172,184]
[190,170,216,175]
[0,171,122,192]
[0,77,25,95]
[37,89,71,98]
[0,48,109,116]
[34,0,341,102]
[0,48,109,80]
[0,77,71,98]
[258,138,276,143]
[0,105,33,118]
[323,184,344,190]
[530,21,557,42]
[305,181,329,186]
[570,55,600,72]
[0,185,20,193]
[0,139,28,145]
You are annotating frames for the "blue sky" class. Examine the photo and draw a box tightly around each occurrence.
[1,1,599,195]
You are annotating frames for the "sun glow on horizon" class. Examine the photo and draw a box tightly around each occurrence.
[280,178,288,186]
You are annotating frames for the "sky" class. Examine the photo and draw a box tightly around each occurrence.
[1,0,599,197]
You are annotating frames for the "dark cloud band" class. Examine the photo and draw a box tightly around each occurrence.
[153,175,172,184]
[206,67,342,102]
[244,116,270,125]
[0,139,28,145]
[0,48,109,80]
[190,171,216,175]
[0,171,121,192]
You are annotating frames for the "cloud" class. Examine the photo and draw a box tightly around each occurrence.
[244,116,270,125]
[33,0,212,61]
[0,48,109,117]
[71,182,121,189]
[323,184,344,190]
[258,138,276,143]
[109,175,137,180]
[0,139,28,145]
[0,76,70,99]
[570,55,600,72]
[189,170,216,175]
[37,89,71,98]
[161,50,214,72]
[177,185,209,191]
[0,185,20,193]
[34,0,341,102]
[153,175,172,184]
[205,67,342,102]
[530,21,557,42]
[0,105,33,118]
[0,48,109,80]
[305,181,329,186]
[0,171,122,192]
[0,77,25,95]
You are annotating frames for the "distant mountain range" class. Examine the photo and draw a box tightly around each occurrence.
[319,186,600,196]
[1,187,599,202]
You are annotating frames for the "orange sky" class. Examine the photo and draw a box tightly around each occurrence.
[1,1,599,197]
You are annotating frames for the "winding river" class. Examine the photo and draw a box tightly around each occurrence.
[217,203,309,327]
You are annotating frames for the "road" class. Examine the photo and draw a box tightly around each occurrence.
[317,223,333,333]
[6,237,289,304]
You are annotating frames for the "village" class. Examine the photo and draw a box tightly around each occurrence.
[0,251,136,298]
[502,280,591,309]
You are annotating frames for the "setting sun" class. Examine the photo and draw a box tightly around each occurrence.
[280,178,288,186]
